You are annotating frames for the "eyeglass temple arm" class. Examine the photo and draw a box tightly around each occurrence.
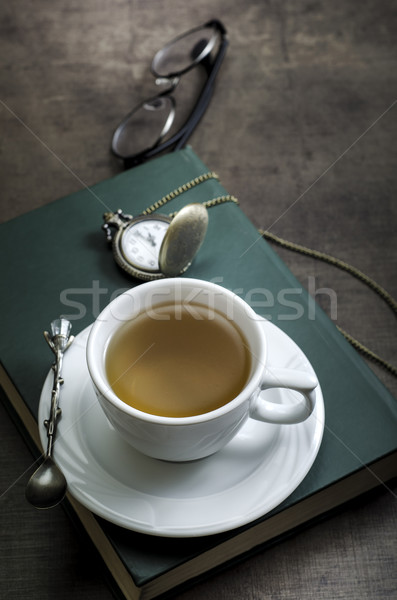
[174,37,229,150]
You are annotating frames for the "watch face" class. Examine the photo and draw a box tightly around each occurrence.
[120,218,169,272]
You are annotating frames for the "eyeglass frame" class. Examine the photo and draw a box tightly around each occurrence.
[111,19,228,169]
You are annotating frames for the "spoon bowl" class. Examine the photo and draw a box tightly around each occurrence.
[25,456,67,509]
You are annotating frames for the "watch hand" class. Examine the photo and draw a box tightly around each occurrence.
[135,230,156,247]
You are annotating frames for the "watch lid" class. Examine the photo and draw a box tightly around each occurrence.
[159,203,208,277]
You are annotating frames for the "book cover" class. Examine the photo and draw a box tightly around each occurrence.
[1,147,396,600]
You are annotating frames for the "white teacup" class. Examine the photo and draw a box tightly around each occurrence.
[86,278,318,462]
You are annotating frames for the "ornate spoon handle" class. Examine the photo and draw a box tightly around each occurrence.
[42,318,74,458]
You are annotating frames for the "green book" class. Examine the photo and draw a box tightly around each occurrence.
[1,147,396,600]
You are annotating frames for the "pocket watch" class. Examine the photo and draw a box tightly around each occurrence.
[102,203,209,281]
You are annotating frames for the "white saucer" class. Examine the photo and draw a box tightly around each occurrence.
[38,319,324,538]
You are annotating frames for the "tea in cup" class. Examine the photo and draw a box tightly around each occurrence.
[86,278,318,461]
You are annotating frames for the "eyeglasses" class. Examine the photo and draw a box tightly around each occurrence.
[111,19,228,168]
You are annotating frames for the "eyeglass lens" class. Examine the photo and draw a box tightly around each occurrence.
[112,96,175,158]
[151,25,219,77]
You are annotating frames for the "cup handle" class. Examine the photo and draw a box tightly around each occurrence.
[249,367,318,424]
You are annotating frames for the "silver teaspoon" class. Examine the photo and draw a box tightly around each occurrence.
[26,318,74,509]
